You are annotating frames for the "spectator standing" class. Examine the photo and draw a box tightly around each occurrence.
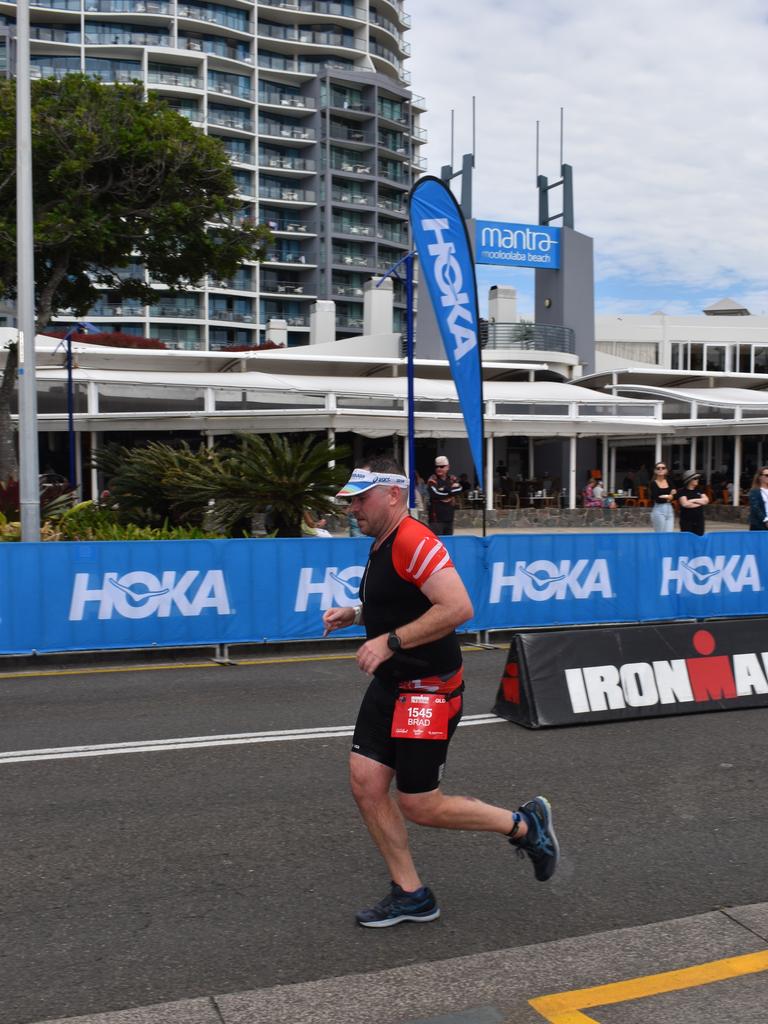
[649,462,676,532]
[427,456,463,535]
[747,467,768,530]
[678,471,709,536]
[635,464,650,488]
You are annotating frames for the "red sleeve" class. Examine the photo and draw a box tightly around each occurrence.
[391,517,454,588]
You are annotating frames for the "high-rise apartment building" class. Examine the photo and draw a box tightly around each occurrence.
[0,0,424,349]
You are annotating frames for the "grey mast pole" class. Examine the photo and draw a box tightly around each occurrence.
[16,0,40,539]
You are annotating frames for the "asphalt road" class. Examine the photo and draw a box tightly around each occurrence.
[0,646,766,1024]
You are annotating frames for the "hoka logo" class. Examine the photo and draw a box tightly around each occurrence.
[69,571,231,621]
[420,216,477,362]
[294,565,365,612]
[489,559,613,603]
[660,555,761,596]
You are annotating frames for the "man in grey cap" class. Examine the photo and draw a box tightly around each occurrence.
[427,455,463,536]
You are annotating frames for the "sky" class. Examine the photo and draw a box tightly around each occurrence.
[407,0,768,319]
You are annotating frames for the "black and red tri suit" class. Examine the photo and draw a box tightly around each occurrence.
[351,515,465,793]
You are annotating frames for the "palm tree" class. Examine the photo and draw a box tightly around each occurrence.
[90,441,216,526]
[169,433,350,536]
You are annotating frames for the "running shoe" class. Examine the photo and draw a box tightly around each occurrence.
[511,795,559,882]
[356,882,440,927]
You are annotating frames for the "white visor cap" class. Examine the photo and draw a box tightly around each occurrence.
[337,468,409,497]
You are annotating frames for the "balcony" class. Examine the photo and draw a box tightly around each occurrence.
[332,189,371,205]
[177,4,251,32]
[480,323,576,354]
[331,160,371,175]
[261,280,306,295]
[259,186,316,202]
[148,69,202,88]
[265,251,311,265]
[85,0,170,11]
[258,23,366,52]
[209,113,254,131]
[259,119,316,141]
[84,29,172,46]
[149,304,202,318]
[31,27,81,43]
[259,153,316,172]
[259,90,315,109]
[332,219,372,236]
[209,309,255,323]
[259,0,366,18]
[333,251,372,268]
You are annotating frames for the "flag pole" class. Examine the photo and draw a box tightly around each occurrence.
[377,250,417,511]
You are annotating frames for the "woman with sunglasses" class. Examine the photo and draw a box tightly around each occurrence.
[747,467,768,530]
[649,462,676,532]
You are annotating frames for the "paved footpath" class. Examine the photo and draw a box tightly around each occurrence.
[34,903,768,1024]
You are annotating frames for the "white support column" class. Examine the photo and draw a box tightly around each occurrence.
[733,433,742,507]
[609,442,616,492]
[568,436,577,509]
[327,427,336,469]
[528,437,535,479]
[690,435,697,471]
[486,429,494,511]
[655,435,662,466]
[601,433,608,484]
[706,436,713,478]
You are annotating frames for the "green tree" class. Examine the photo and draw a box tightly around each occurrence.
[169,434,350,537]
[0,73,271,480]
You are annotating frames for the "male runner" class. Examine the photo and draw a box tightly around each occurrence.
[323,456,559,927]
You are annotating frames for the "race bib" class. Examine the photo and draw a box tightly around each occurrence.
[391,693,450,740]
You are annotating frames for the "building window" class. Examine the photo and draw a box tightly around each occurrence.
[705,346,725,372]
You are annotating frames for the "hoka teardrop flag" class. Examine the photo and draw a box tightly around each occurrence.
[409,176,484,489]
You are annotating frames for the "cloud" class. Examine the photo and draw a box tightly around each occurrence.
[408,0,768,315]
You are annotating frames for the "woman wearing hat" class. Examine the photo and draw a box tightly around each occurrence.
[649,462,676,532]
[678,470,709,536]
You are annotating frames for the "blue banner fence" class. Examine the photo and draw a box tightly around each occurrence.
[2,533,766,656]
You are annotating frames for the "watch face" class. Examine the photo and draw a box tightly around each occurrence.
[388,632,401,651]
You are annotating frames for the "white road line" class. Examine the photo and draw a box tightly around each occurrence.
[0,714,505,765]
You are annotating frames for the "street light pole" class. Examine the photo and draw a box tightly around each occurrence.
[16,0,40,540]
[62,322,98,492]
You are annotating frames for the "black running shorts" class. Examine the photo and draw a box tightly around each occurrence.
[351,675,463,794]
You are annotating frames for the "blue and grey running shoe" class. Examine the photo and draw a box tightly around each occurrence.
[356,882,440,927]
[511,796,560,882]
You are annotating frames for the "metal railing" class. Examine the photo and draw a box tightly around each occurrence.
[480,322,576,354]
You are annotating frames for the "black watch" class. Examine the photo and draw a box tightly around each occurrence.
[387,631,402,652]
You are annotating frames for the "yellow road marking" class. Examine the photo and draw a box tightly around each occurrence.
[0,644,489,681]
[529,949,768,1022]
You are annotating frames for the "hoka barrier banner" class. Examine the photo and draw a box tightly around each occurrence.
[494,618,768,728]
[1,532,768,655]
[409,176,484,490]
